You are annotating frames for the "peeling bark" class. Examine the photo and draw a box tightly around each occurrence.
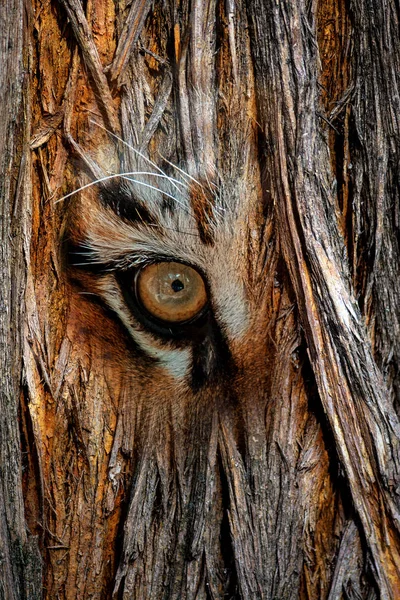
[0,0,42,598]
[247,1,400,596]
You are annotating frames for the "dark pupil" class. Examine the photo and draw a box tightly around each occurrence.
[171,279,184,293]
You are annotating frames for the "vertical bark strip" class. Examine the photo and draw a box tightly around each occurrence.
[0,0,42,598]
[348,0,400,415]
[247,0,400,596]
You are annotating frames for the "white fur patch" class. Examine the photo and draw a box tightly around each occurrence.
[213,280,250,340]
[130,329,192,379]
[97,276,192,380]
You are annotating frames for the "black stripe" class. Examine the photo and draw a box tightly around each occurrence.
[65,239,115,273]
[189,183,215,246]
[190,315,236,392]
[99,181,157,225]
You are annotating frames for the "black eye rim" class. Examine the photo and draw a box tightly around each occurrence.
[116,259,211,340]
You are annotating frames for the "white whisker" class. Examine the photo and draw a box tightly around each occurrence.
[160,154,221,222]
[89,119,187,194]
[55,172,186,203]
[159,153,205,189]
[121,178,181,202]
[204,170,219,193]
[119,179,196,219]
[56,174,195,219]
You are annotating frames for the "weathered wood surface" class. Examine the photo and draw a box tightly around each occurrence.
[0,0,42,598]
[247,1,400,596]
[0,0,399,598]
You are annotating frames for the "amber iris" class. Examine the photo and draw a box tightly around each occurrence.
[136,261,207,323]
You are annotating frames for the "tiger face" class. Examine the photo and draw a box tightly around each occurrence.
[59,135,325,598]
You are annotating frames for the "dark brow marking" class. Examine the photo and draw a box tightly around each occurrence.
[98,181,158,226]
[189,182,215,246]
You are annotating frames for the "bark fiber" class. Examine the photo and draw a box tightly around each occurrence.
[0,0,399,599]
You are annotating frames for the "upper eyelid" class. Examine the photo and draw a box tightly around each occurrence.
[117,254,181,272]
[69,232,202,274]
[70,245,177,272]
[70,239,211,300]
[79,219,202,270]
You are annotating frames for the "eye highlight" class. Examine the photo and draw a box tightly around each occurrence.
[135,261,208,324]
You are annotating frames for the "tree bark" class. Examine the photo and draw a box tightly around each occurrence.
[0,0,42,598]
[1,0,400,598]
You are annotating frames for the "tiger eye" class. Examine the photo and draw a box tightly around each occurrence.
[136,262,208,323]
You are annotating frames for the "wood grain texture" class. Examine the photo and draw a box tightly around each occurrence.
[247,1,400,596]
[0,0,42,598]
[0,0,398,598]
